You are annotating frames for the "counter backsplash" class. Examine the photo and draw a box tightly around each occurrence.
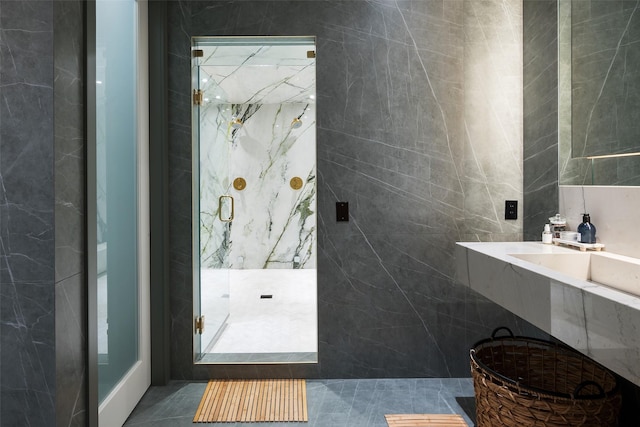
[559,186,640,259]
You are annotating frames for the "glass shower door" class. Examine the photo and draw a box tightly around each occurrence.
[193,54,232,360]
[193,36,318,364]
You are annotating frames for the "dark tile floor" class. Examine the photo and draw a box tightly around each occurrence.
[124,378,476,427]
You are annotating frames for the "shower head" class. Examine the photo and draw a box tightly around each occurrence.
[230,118,243,130]
[291,117,303,129]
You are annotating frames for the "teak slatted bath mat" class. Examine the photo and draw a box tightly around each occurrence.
[385,414,468,427]
[193,379,308,423]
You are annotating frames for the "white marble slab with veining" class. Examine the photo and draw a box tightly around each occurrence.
[456,241,640,387]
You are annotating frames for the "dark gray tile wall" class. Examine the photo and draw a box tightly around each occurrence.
[573,2,640,186]
[461,1,524,242]
[591,156,640,185]
[167,0,544,381]
[558,0,640,186]
[54,1,86,426]
[1,0,85,424]
[556,0,593,187]
[523,0,560,240]
[0,1,56,425]
[571,0,640,159]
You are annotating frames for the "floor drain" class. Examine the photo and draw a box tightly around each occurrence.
[260,295,273,299]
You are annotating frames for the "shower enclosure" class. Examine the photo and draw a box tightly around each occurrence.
[192,37,317,364]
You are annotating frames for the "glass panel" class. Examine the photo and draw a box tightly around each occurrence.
[96,0,139,402]
[193,50,231,359]
[193,36,317,364]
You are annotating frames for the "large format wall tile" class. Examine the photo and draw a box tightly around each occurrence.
[461,0,523,239]
[523,0,559,240]
[55,274,86,426]
[54,1,86,425]
[0,1,56,424]
[572,0,640,159]
[167,0,539,380]
[1,1,85,424]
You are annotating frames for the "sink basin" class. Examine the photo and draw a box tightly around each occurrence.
[509,252,640,297]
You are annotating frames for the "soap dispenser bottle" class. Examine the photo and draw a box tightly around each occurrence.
[542,224,553,244]
[577,214,596,244]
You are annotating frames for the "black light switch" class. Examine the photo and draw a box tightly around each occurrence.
[336,202,349,222]
[505,200,518,220]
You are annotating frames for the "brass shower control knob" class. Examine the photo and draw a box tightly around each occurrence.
[290,177,303,190]
[233,177,247,191]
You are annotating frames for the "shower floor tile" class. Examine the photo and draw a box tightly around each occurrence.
[201,269,317,355]
[123,378,476,427]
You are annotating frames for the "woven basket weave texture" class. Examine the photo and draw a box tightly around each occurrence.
[471,333,621,427]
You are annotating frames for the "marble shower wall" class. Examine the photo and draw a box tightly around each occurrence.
[199,103,316,269]
[168,0,539,380]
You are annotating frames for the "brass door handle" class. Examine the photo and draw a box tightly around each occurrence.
[218,195,234,222]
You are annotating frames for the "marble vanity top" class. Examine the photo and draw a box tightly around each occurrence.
[456,241,640,387]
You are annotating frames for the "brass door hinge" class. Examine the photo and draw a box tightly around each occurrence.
[193,89,203,106]
[307,50,316,58]
[195,315,205,334]
[192,49,204,58]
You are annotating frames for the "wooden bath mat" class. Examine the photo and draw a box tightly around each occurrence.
[385,414,468,427]
[193,379,308,423]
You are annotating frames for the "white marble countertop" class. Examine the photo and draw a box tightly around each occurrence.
[456,241,640,387]
[457,241,640,310]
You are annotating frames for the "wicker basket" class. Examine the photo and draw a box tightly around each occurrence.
[470,327,621,427]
